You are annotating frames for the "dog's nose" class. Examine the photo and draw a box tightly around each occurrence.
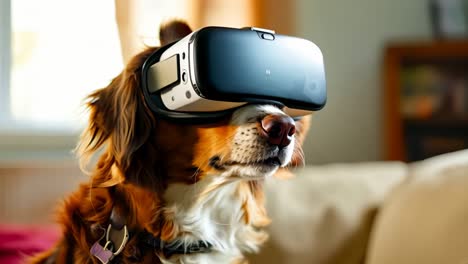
[260,114,296,148]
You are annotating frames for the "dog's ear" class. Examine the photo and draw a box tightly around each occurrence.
[159,20,192,46]
[78,48,160,187]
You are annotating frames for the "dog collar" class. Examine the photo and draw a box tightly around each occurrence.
[91,205,212,263]
[140,231,212,257]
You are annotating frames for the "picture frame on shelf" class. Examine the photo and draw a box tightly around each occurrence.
[429,0,468,39]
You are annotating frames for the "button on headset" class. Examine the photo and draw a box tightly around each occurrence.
[182,70,188,84]
[261,33,275,40]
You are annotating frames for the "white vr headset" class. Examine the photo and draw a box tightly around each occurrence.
[141,26,326,123]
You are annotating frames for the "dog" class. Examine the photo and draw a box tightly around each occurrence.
[30,21,310,264]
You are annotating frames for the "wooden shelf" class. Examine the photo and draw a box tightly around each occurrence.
[383,40,468,161]
[403,116,468,128]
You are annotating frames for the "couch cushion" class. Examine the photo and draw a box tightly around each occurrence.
[366,149,468,264]
[248,162,407,264]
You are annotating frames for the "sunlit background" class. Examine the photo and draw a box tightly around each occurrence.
[7,0,191,129]
[0,1,467,263]
[10,0,122,128]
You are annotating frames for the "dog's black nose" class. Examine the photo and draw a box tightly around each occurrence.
[259,114,296,148]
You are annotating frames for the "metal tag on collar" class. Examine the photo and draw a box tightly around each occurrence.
[106,224,129,256]
[90,224,129,264]
[90,242,114,264]
[90,228,114,264]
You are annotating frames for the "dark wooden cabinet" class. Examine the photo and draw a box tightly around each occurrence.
[383,40,468,161]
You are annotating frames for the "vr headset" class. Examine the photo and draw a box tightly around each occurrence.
[141,26,326,123]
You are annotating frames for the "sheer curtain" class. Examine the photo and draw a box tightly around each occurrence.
[9,0,122,129]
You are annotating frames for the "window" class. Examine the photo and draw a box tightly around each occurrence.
[3,0,123,131]
[0,0,188,162]
[0,0,188,133]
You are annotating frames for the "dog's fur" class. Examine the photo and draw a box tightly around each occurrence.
[30,21,310,264]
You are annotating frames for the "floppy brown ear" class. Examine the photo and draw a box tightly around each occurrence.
[159,20,192,46]
[78,48,160,187]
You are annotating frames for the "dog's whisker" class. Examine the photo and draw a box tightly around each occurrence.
[210,220,231,226]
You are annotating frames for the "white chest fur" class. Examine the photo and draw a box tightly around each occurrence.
[162,176,267,264]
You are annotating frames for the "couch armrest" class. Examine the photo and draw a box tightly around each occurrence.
[366,149,468,264]
[249,161,407,264]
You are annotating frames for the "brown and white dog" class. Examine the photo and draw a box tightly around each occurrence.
[30,21,310,264]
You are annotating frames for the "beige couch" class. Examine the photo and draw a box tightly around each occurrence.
[1,150,467,263]
[250,149,468,264]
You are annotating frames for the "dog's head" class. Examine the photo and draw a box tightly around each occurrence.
[78,21,310,190]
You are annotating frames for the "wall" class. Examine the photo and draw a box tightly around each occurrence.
[296,0,432,164]
[0,164,84,224]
